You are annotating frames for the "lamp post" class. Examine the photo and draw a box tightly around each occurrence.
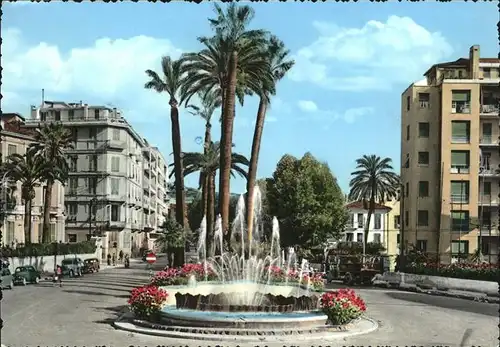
[88,197,97,240]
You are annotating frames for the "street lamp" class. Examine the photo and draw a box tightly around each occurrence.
[88,197,98,240]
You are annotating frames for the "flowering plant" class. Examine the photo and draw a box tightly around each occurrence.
[303,273,325,291]
[404,262,498,282]
[265,266,286,281]
[180,263,216,280]
[128,285,169,320]
[320,289,366,325]
[150,268,187,286]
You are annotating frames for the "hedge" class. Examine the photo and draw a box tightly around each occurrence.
[1,241,97,258]
[403,263,498,282]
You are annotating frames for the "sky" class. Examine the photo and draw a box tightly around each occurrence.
[1,1,498,194]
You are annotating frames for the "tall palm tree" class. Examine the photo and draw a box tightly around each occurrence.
[5,149,47,244]
[186,91,221,218]
[172,141,249,255]
[32,122,72,243]
[145,56,189,232]
[246,36,294,243]
[348,155,400,260]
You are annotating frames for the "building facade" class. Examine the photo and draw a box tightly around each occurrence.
[400,45,499,263]
[344,201,391,244]
[384,198,400,270]
[0,113,65,246]
[24,101,169,259]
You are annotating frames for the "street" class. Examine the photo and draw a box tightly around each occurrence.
[1,258,497,347]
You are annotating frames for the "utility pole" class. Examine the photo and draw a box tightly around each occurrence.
[399,184,405,269]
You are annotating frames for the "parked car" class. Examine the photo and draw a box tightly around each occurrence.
[61,258,84,277]
[1,268,14,289]
[82,258,100,274]
[13,266,41,285]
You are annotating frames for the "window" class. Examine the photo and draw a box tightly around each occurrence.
[111,178,119,195]
[396,233,401,244]
[451,121,470,143]
[113,128,120,141]
[54,110,61,121]
[111,205,120,221]
[357,213,364,228]
[356,233,363,242]
[94,109,100,119]
[374,213,381,229]
[406,95,411,111]
[450,181,469,203]
[348,214,354,227]
[450,150,470,174]
[405,210,409,226]
[451,90,471,114]
[68,203,77,216]
[68,109,74,121]
[416,240,427,252]
[345,233,354,242]
[40,112,47,121]
[418,93,430,108]
[418,152,429,165]
[418,181,429,197]
[71,128,78,142]
[69,178,78,194]
[405,182,409,197]
[481,210,491,229]
[70,156,77,171]
[481,151,491,170]
[373,233,381,243]
[50,224,56,242]
[7,144,16,156]
[406,125,410,141]
[483,182,491,196]
[418,122,430,137]
[111,157,120,172]
[481,123,493,144]
[480,238,491,255]
[451,240,469,256]
[88,178,97,194]
[6,221,15,245]
[68,234,77,243]
[483,68,491,78]
[404,153,410,168]
[393,215,400,229]
[89,155,97,171]
[451,211,469,232]
[89,128,97,139]
[417,210,429,226]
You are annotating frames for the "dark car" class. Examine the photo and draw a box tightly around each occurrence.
[13,266,41,285]
[82,258,100,274]
[61,258,84,277]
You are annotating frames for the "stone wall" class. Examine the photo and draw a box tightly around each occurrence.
[4,252,101,274]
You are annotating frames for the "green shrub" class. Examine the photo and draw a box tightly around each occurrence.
[404,263,498,282]
[1,241,97,258]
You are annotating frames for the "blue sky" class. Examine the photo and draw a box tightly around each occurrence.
[2,1,497,194]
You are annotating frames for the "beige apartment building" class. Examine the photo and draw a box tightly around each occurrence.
[401,45,499,263]
[0,113,66,246]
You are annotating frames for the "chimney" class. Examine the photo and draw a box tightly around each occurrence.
[469,45,480,79]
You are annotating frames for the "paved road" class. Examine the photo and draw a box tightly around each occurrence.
[1,259,497,347]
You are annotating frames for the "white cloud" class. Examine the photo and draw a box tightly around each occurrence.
[297,100,318,113]
[288,16,454,91]
[265,116,278,123]
[2,27,183,122]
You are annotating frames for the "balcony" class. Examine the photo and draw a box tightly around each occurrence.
[479,168,500,177]
[108,139,126,150]
[452,101,471,114]
[143,181,150,190]
[450,194,469,204]
[450,165,470,174]
[109,220,126,230]
[478,194,500,206]
[66,140,109,153]
[480,104,499,116]
[479,135,496,146]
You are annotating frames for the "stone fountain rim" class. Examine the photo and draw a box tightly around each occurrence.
[159,280,325,292]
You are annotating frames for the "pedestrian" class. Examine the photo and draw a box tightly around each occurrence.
[119,250,124,263]
[107,253,111,266]
[56,265,63,287]
[112,254,116,266]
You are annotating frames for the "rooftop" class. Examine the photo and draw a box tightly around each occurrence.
[346,201,392,211]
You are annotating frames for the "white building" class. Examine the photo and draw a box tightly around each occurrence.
[344,201,392,244]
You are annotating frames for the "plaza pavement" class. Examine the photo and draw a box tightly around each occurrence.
[1,257,497,347]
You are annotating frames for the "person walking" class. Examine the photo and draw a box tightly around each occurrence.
[107,253,111,266]
[119,250,124,263]
[112,254,117,266]
[55,265,63,287]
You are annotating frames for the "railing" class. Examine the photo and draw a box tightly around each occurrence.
[451,136,470,144]
[479,169,499,176]
[480,104,499,115]
[479,195,499,205]
[450,165,470,174]
[419,101,430,109]
[451,101,471,114]
[450,194,469,204]
[480,135,494,145]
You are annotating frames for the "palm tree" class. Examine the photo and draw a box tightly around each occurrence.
[32,122,72,243]
[4,149,47,244]
[348,155,400,261]
[186,3,270,236]
[173,141,249,255]
[246,36,294,242]
[145,56,189,249]
[186,91,221,218]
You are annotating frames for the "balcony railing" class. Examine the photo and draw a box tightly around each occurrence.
[450,165,470,174]
[479,168,500,176]
[451,136,470,144]
[479,194,499,205]
[480,135,495,145]
[480,104,499,115]
[450,194,469,204]
[419,101,430,109]
[451,101,471,114]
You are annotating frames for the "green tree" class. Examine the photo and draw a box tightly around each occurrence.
[4,150,47,244]
[246,36,294,244]
[348,155,399,258]
[32,123,72,243]
[267,153,348,249]
[155,218,187,267]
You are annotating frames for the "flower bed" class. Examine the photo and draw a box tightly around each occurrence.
[150,263,216,286]
[404,262,498,282]
[320,289,366,325]
[128,285,169,320]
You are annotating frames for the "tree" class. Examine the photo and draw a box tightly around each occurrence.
[4,149,47,244]
[145,56,189,264]
[348,155,399,259]
[155,218,187,267]
[267,153,348,249]
[246,35,294,244]
[32,122,72,243]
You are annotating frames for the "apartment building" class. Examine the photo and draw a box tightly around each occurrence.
[344,201,391,244]
[24,101,169,259]
[384,198,400,270]
[0,113,65,246]
[401,45,499,263]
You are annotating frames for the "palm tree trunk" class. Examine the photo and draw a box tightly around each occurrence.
[42,180,53,243]
[170,104,187,266]
[23,199,31,244]
[246,97,268,246]
[364,196,376,264]
[219,50,238,239]
[200,122,212,219]
[206,172,216,257]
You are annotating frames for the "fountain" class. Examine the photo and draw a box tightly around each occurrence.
[116,185,377,341]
